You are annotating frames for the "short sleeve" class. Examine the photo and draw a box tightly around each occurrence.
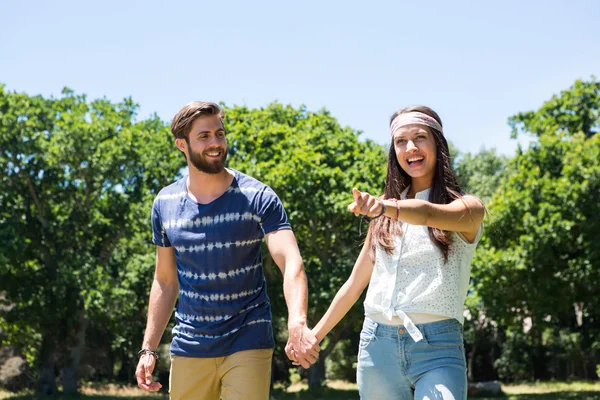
[152,198,172,247]
[257,188,292,235]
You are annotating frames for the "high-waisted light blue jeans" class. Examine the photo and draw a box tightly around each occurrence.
[357,317,467,400]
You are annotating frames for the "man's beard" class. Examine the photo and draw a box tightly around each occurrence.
[188,147,227,174]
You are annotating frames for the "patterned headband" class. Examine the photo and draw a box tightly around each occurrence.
[390,112,443,136]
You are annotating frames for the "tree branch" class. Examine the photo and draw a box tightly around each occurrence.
[23,170,49,229]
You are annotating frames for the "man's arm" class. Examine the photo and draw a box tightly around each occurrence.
[264,229,319,368]
[135,246,179,392]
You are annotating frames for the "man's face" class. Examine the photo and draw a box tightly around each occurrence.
[179,115,227,174]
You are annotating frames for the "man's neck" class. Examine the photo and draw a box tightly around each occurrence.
[187,167,234,204]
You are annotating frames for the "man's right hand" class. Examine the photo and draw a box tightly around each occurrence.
[285,323,320,368]
[135,353,162,392]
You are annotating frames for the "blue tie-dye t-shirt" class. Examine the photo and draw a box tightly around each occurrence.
[151,169,291,357]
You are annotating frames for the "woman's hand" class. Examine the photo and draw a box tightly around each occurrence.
[348,188,383,218]
[286,328,321,367]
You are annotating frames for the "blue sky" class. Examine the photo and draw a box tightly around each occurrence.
[1,0,598,155]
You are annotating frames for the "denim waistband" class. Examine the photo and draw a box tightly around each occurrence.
[362,317,462,340]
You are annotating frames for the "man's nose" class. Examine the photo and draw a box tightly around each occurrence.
[208,134,222,145]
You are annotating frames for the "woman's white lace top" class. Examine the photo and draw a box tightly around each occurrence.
[364,187,482,342]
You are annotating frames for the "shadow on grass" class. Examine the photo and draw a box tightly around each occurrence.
[516,393,600,399]
[271,388,600,400]
[271,386,359,400]
[3,396,167,400]
[474,392,600,400]
[3,392,357,400]
[4,389,600,400]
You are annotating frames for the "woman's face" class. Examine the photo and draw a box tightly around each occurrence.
[392,124,437,185]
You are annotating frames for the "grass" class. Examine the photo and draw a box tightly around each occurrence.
[0,384,166,400]
[1,380,599,399]
[497,381,600,399]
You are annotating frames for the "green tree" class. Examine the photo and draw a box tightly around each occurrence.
[0,85,181,394]
[455,148,508,204]
[449,147,508,381]
[471,78,600,380]
[509,77,599,139]
[224,103,386,387]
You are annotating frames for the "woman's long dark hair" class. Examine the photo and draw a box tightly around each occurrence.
[367,105,463,262]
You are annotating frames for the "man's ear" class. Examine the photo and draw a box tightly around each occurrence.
[175,138,187,153]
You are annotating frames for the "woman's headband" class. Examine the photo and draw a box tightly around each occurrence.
[390,112,443,136]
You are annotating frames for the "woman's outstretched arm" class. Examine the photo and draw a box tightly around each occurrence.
[349,188,484,240]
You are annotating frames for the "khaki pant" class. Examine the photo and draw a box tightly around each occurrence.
[169,348,273,400]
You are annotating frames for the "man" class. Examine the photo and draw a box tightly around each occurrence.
[135,101,319,399]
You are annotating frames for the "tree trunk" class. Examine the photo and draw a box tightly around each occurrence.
[38,237,59,395]
[61,367,77,395]
[38,335,58,395]
[467,337,477,381]
[306,325,345,389]
[574,302,584,327]
[531,323,547,380]
[61,304,88,394]
[307,356,326,389]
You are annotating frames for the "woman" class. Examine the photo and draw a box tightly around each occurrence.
[311,106,484,399]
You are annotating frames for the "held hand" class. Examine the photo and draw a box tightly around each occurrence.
[288,329,322,366]
[284,338,299,366]
[286,323,320,368]
[135,354,162,392]
[348,188,383,218]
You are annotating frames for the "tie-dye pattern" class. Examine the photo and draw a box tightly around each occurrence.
[151,169,291,357]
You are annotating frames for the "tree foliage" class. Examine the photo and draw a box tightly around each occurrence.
[509,77,600,139]
[0,84,181,394]
[2,77,599,391]
[224,103,386,386]
[470,78,600,380]
[455,148,508,204]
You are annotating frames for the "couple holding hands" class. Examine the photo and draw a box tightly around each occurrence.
[136,101,484,400]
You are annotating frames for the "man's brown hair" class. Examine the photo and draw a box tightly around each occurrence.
[170,101,224,140]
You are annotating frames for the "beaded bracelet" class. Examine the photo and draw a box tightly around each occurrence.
[372,198,386,218]
[138,349,159,361]
[383,198,400,220]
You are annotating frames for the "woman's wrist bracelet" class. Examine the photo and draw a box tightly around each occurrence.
[372,198,386,218]
[384,198,400,220]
